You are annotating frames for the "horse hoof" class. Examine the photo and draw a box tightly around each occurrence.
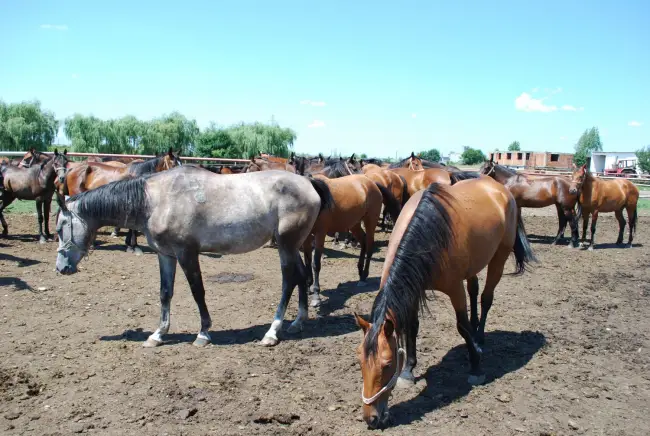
[133,247,143,256]
[396,373,416,390]
[357,281,367,287]
[111,233,119,238]
[193,337,211,347]
[587,246,594,252]
[38,237,47,245]
[286,322,303,334]
[626,244,632,248]
[310,298,321,308]
[126,247,134,254]
[142,338,163,348]
[467,374,485,386]
[259,335,279,347]
[578,243,585,249]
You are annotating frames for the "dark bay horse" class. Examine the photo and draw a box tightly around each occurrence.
[303,174,399,307]
[569,164,639,249]
[60,149,182,253]
[480,160,580,246]
[55,167,333,347]
[353,177,535,429]
[1,150,68,242]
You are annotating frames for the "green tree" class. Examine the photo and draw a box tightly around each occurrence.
[574,127,603,166]
[508,141,521,151]
[195,123,237,157]
[418,148,441,162]
[636,145,650,174]
[359,153,368,159]
[64,114,103,152]
[461,146,485,165]
[0,100,59,151]
[223,122,296,158]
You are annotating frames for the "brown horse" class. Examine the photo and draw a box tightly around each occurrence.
[60,149,182,253]
[389,167,473,196]
[480,159,580,247]
[569,163,639,249]
[1,150,69,242]
[303,174,398,307]
[245,156,296,173]
[361,163,409,230]
[353,178,535,429]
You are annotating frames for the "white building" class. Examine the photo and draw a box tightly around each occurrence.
[448,151,463,163]
[590,151,640,174]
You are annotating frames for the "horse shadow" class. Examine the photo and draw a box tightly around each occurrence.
[1,234,40,243]
[590,242,644,250]
[318,277,380,316]
[99,314,360,347]
[527,234,573,246]
[322,248,386,264]
[0,252,41,267]
[390,330,546,427]
[0,277,33,291]
[92,242,154,254]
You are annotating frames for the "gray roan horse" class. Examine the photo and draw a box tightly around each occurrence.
[54,166,333,347]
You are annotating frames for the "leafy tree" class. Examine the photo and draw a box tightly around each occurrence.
[508,141,521,151]
[418,148,441,162]
[636,146,650,174]
[574,127,603,166]
[195,123,237,157]
[359,153,368,159]
[461,146,485,165]
[0,100,59,151]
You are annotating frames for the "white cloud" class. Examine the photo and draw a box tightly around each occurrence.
[300,100,326,107]
[40,24,68,31]
[411,113,417,118]
[551,87,563,94]
[308,120,325,128]
[71,73,79,79]
[515,92,557,112]
[628,121,642,127]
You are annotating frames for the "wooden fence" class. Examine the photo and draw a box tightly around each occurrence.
[0,151,249,165]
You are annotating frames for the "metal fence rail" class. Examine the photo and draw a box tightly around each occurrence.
[0,150,249,164]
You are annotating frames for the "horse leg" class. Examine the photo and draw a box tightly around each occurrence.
[0,202,8,236]
[143,254,177,347]
[551,204,566,245]
[310,232,326,307]
[349,223,367,285]
[566,207,579,248]
[626,204,636,247]
[467,276,480,333]
[475,247,510,344]
[448,282,484,385]
[176,249,212,346]
[302,234,314,288]
[44,196,53,241]
[615,208,626,245]
[35,198,47,244]
[261,248,307,346]
[587,211,599,251]
[579,213,590,249]
[111,227,120,238]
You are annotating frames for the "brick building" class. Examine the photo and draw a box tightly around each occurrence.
[488,151,574,169]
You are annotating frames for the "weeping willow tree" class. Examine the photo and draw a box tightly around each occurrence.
[0,100,59,151]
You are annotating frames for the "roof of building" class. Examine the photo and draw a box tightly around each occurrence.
[491,150,573,155]
[591,151,638,155]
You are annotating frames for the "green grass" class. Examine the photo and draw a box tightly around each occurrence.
[638,198,650,209]
[636,184,650,191]
[2,200,61,214]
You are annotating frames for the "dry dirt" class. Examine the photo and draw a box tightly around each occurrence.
[1,207,650,436]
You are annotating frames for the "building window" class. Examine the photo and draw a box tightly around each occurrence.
[525,153,530,160]
[490,153,494,160]
[506,152,512,159]
[550,154,559,162]
[517,153,523,160]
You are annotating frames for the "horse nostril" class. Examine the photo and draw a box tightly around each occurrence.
[366,415,379,429]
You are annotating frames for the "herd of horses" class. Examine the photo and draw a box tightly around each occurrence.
[1,148,641,429]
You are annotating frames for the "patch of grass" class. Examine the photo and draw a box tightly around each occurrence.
[636,184,650,191]
[3,200,37,214]
[637,198,650,209]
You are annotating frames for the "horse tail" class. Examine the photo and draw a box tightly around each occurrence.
[512,208,537,275]
[630,205,638,237]
[399,175,410,206]
[309,177,334,212]
[374,182,401,223]
[449,171,481,185]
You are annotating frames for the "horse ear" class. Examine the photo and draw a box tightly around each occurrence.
[168,147,174,158]
[410,151,415,158]
[54,149,59,156]
[383,319,394,338]
[354,313,370,333]
[56,192,67,212]
[64,149,67,156]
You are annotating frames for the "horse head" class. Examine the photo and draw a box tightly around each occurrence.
[53,149,70,185]
[160,147,183,170]
[569,163,588,195]
[19,148,46,168]
[354,313,402,430]
[55,193,94,275]
[408,152,424,171]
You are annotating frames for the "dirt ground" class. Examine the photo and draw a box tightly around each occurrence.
[1,206,649,436]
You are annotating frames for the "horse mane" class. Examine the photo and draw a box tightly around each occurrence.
[128,156,163,177]
[322,159,354,178]
[388,156,411,169]
[420,159,444,168]
[494,163,517,176]
[449,171,481,184]
[68,177,150,223]
[365,183,455,356]
[363,158,384,165]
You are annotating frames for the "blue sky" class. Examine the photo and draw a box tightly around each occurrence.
[1,0,648,158]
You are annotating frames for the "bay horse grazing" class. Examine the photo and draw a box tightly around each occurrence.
[303,174,400,306]
[353,177,536,429]
[480,159,580,247]
[60,148,182,253]
[1,150,68,242]
[569,163,639,249]
[55,167,333,347]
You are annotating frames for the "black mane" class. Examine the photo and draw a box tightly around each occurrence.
[388,156,411,169]
[321,159,355,178]
[68,177,150,223]
[362,158,384,165]
[364,183,455,356]
[128,156,164,177]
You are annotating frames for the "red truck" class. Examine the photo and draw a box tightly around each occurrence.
[604,159,637,177]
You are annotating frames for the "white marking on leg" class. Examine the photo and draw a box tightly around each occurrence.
[197,330,211,341]
[150,329,163,342]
